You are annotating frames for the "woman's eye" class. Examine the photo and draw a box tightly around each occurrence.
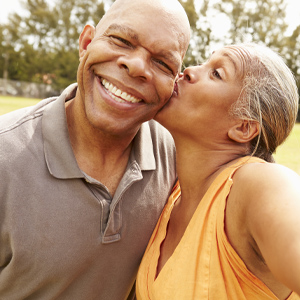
[213,69,222,79]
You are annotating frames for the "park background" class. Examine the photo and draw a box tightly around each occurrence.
[0,0,300,173]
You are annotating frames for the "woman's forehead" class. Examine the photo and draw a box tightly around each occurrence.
[221,45,254,78]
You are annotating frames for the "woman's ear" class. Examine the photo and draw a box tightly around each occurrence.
[228,120,260,143]
[79,25,95,60]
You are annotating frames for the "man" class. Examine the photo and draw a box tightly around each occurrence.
[0,0,190,299]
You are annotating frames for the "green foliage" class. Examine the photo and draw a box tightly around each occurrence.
[180,0,214,66]
[1,0,109,90]
[51,49,79,90]
[214,0,288,45]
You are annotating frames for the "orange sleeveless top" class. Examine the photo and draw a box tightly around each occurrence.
[136,156,300,300]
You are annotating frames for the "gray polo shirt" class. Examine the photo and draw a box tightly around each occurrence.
[0,84,176,300]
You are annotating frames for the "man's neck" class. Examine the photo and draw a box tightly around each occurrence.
[65,99,137,196]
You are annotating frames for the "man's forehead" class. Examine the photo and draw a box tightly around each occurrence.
[99,0,188,35]
[96,0,189,66]
[103,23,182,68]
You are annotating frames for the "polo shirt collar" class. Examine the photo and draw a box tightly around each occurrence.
[131,121,156,171]
[43,84,156,179]
[43,83,82,179]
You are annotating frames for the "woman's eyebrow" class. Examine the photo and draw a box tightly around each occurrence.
[222,52,238,74]
[210,51,237,73]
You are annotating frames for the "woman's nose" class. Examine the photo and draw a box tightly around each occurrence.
[183,67,196,82]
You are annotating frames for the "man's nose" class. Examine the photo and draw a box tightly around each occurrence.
[118,50,153,81]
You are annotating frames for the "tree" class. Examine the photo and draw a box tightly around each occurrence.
[215,0,288,45]
[179,0,215,67]
[2,0,108,90]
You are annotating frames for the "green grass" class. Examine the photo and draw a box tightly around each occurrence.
[1,95,300,174]
[0,95,41,115]
[273,123,300,174]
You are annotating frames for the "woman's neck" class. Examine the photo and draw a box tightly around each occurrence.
[174,138,245,207]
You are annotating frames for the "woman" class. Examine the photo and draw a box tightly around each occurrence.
[136,43,300,300]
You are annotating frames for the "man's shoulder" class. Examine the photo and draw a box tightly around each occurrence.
[0,96,58,167]
[146,120,176,163]
[147,119,174,143]
[132,120,176,170]
[142,120,175,158]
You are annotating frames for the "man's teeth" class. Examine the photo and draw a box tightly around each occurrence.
[101,78,141,103]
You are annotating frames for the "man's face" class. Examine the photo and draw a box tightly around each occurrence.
[76,0,189,137]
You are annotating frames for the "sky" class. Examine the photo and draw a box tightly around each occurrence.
[1,0,300,35]
[0,0,25,23]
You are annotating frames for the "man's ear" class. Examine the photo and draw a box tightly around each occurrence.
[228,120,260,143]
[79,25,95,60]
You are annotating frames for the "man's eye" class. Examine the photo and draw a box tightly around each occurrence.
[154,59,174,75]
[112,36,132,47]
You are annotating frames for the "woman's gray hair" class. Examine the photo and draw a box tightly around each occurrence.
[228,43,299,162]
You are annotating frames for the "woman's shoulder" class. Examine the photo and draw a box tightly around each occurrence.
[235,161,299,190]
[227,160,300,233]
[229,160,300,229]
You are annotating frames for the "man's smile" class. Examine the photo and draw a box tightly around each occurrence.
[101,78,142,104]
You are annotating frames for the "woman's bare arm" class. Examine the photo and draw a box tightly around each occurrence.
[241,163,300,296]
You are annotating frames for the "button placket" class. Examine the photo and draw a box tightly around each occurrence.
[102,161,143,244]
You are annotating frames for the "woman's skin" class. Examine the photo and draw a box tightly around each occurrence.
[154,46,300,299]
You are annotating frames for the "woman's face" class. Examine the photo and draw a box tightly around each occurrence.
[155,46,245,142]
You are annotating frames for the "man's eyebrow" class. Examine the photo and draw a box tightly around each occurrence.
[159,50,181,71]
[105,23,181,72]
[104,23,139,41]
